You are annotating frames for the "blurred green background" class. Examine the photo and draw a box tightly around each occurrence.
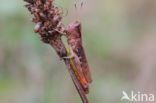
[0,0,156,103]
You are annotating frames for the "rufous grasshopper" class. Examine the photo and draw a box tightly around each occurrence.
[64,20,92,94]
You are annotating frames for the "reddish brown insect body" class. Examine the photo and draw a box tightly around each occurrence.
[65,20,92,93]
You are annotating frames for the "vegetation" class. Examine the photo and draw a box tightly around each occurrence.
[0,0,156,103]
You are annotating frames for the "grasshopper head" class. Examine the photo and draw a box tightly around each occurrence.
[66,20,81,38]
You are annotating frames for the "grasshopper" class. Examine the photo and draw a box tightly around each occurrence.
[64,20,92,94]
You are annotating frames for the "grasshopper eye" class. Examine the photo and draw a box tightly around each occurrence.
[74,22,81,34]
[75,23,81,28]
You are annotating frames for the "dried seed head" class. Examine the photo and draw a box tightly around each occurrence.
[34,22,41,33]
[24,0,67,57]
[24,0,64,39]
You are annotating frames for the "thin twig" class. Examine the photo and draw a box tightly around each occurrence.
[49,35,89,103]
[64,59,89,103]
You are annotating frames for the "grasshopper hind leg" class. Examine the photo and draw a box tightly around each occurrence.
[62,46,74,59]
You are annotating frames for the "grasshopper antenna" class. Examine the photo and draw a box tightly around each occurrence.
[75,2,78,20]
[81,2,83,9]
[74,0,84,20]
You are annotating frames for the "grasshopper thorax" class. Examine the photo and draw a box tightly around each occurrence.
[66,20,81,39]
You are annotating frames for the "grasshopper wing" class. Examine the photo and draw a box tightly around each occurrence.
[76,43,92,83]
